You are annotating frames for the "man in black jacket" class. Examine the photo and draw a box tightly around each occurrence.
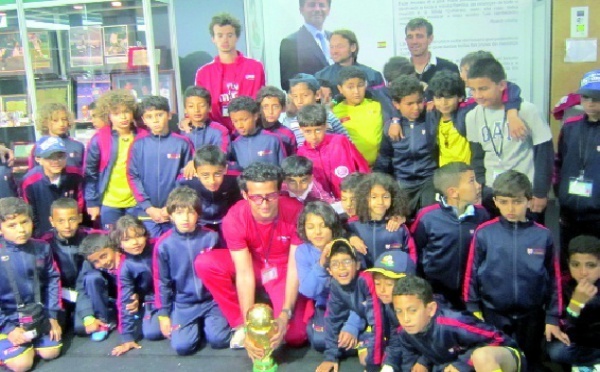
[280,0,332,91]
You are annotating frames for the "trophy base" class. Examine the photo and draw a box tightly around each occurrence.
[253,357,278,372]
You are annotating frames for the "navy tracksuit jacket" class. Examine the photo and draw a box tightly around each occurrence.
[324,272,394,367]
[0,238,61,335]
[373,117,437,188]
[230,127,285,170]
[117,245,159,343]
[383,307,520,372]
[463,217,562,325]
[127,131,194,213]
[346,220,417,268]
[40,228,97,289]
[411,203,490,295]
[21,166,84,237]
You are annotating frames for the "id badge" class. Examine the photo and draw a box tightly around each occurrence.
[568,177,593,197]
[18,312,33,325]
[261,265,278,284]
[61,288,78,302]
[222,104,229,117]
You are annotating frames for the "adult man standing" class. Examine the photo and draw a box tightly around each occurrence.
[315,29,385,96]
[195,13,265,133]
[280,0,332,91]
[405,18,459,85]
[194,163,307,354]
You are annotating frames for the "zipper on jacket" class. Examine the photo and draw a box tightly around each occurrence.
[157,136,161,204]
[372,223,377,264]
[457,219,463,290]
[512,223,518,304]
[186,236,202,298]
[410,123,415,175]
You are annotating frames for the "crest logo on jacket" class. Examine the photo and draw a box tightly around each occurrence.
[385,243,402,249]
[245,74,255,80]
[334,166,349,178]
[167,153,181,159]
[526,247,545,255]
[258,150,273,156]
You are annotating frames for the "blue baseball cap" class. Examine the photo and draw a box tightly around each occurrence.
[289,73,320,92]
[36,136,67,158]
[366,250,416,279]
[578,70,600,99]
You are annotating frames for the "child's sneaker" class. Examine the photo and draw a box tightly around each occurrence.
[229,326,245,349]
[91,323,112,342]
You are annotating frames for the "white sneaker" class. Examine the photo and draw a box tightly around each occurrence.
[230,326,245,349]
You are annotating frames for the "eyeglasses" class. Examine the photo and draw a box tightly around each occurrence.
[329,259,354,269]
[247,192,280,205]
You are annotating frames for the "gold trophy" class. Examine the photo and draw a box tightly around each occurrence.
[246,304,278,372]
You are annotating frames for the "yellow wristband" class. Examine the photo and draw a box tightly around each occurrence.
[570,299,584,309]
[83,316,96,327]
[473,311,484,320]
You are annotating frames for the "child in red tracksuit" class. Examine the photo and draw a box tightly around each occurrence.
[297,104,369,200]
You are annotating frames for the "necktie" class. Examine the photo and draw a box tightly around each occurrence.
[316,32,328,59]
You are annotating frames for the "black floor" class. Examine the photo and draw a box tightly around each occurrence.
[34,331,363,371]
[33,201,562,372]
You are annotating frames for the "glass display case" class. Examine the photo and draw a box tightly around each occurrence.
[0,0,179,148]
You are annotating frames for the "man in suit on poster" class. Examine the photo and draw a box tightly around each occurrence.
[279,0,332,91]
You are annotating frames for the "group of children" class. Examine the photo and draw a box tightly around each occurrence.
[0,40,598,371]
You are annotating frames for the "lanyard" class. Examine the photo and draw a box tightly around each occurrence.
[482,108,507,161]
[578,122,596,177]
[252,217,279,265]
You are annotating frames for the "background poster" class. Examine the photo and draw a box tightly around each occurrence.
[69,26,103,67]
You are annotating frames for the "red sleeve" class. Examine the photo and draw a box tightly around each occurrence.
[222,203,249,250]
[347,140,370,173]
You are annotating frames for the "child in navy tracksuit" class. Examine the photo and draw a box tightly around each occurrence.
[383,275,524,372]
[281,155,335,205]
[546,235,600,368]
[295,201,364,352]
[176,145,242,236]
[0,163,17,198]
[41,198,97,326]
[0,198,62,371]
[463,171,564,371]
[411,162,489,309]
[318,241,414,372]
[229,95,286,170]
[553,69,600,268]
[346,172,416,268]
[75,234,121,341]
[111,215,162,356]
[29,102,85,172]
[127,96,194,238]
[84,89,146,229]
[153,187,230,355]
[181,86,230,154]
[21,136,84,237]
[257,85,298,156]
[374,75,437,218]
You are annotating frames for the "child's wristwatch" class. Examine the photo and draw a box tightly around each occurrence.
[281,308,292,319]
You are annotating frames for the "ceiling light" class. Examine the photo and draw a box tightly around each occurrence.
[111,1,122,7]
[73,5,84,10]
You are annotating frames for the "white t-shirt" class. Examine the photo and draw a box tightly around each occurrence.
[466,101,552,186]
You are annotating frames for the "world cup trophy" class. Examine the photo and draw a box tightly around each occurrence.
[246,304,278,372]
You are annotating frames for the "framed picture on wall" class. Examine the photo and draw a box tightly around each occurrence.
[0,30,55,75]
[35,80,72,113]
[69,26,103,67]
[111,70,177,113]
[2,95,27,114]
[74,74,111,120]
[103,25,129,64]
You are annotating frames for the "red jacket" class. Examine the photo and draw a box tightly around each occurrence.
[194,51,265,133]
[297,134,370,199]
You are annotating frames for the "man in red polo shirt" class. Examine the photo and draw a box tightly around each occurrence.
[195,162,307,355]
